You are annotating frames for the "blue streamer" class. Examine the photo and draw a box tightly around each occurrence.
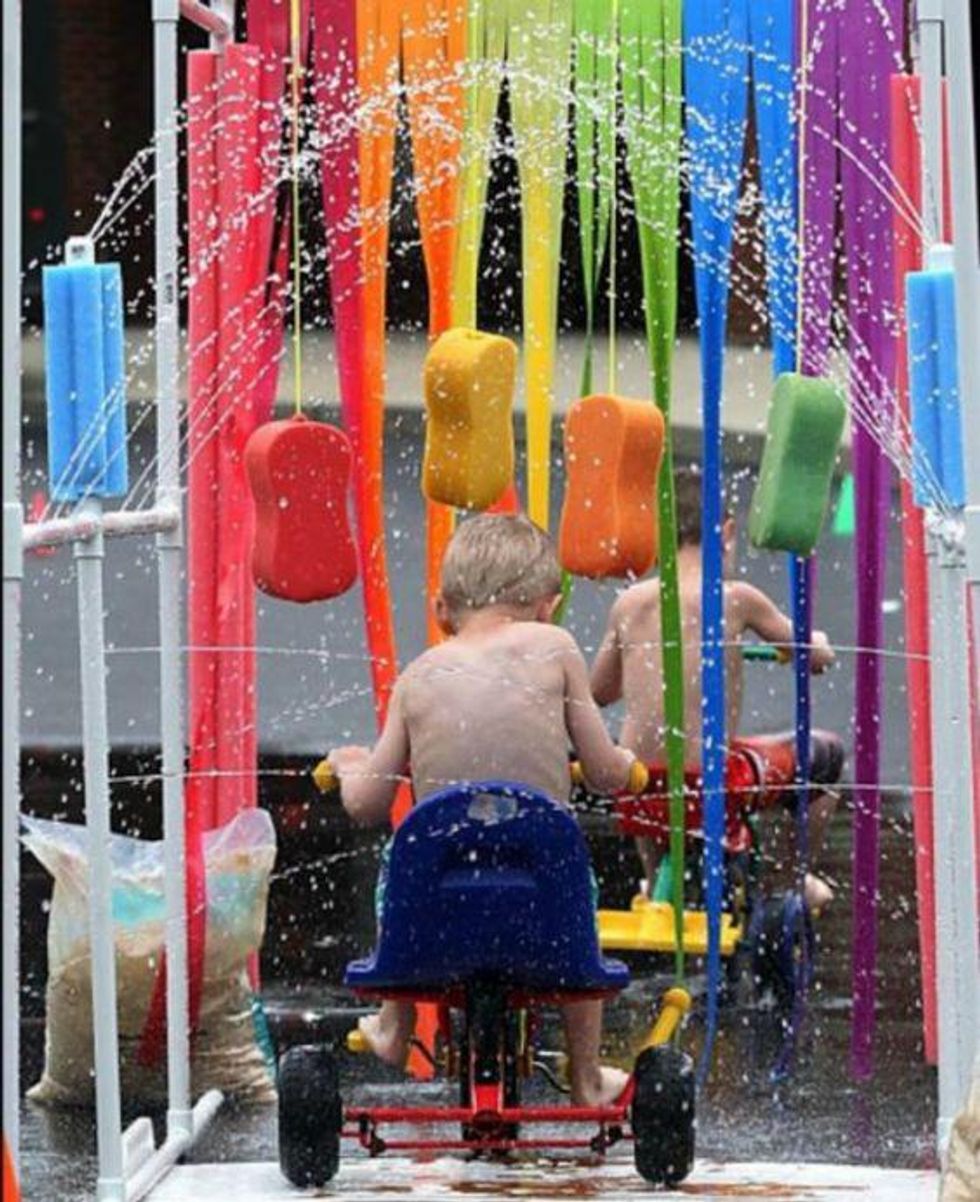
[688,0,803,1085]
[685,0,749,1085]
[751,0,811,1081]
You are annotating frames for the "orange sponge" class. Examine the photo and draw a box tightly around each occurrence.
[422,328,518,510]
[558,394,665,578]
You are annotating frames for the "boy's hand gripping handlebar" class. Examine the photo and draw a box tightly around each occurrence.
[570,757,650,795]
[312,757,340,796]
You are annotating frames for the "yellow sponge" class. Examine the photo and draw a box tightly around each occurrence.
[422,328,518,511]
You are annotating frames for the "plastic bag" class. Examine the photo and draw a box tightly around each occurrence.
[23,807,277,1107]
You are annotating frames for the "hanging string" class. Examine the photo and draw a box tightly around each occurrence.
[607,0,618,394]
[290,0,303,417]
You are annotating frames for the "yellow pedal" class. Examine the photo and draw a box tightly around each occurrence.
[346,1028,369,1055]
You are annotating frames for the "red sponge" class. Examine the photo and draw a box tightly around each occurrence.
[245,415,358,603]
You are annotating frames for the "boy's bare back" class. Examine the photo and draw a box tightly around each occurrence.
[400,621,579,803]
[592,576,767,765]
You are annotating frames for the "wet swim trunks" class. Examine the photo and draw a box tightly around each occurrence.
[614,729,845,851]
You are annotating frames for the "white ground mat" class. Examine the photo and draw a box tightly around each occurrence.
[151,1157,938,1200]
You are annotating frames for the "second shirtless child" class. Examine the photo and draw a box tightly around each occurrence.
[329,512,638,1107]
[590,467,844,912]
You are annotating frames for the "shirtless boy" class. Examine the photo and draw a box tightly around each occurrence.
[590,467,843,911]
[329,513,637,1107]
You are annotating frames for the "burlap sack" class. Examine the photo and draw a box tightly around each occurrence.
[23,808,277,1107]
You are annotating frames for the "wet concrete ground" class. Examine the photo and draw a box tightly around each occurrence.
[17,415,934,1198]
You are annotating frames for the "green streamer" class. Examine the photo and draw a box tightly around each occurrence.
[452,1,508,327]
[573,0,615,395]
[620,0,685,981]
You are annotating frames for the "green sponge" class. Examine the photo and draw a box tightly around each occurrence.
[748,372,847,556]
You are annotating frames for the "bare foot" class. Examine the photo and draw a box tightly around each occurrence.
[570,1064,630,1108]
[804,872,834,913]
[357,1002,415,1067]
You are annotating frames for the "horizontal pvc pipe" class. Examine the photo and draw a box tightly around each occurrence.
[123,1090,223,1202]
[23,506,179,551]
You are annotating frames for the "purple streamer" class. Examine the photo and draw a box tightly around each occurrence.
[802,0,902,1081]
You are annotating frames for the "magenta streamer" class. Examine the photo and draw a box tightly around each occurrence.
[801,0,902,1080]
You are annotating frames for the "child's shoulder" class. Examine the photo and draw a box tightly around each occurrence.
[614,577,661,618]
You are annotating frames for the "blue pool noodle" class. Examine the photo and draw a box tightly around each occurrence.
[932,271,964,508]
[906,265,964,509]
[43,260,128,502]
[100,265,128,497]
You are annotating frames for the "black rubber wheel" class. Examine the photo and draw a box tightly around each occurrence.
[630,1044,695,1187]
[278,1044,343,1188]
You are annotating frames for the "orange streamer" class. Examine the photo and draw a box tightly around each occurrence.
[403,0,466,646]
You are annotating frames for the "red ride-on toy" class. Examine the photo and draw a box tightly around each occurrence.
[277,781,695,1189]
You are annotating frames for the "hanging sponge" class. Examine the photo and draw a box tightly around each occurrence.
[748,372,846,557]
[422,328,518,510]
[906,246,964,509]
[43,245,128,502]
[245,415,358,603]
[558,394,665,579]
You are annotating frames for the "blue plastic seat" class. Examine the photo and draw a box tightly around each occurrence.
[345,782,629,996]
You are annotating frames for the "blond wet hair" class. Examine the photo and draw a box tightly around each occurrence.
[440,512,562,622]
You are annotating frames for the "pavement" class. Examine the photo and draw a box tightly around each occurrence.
[150,1157,938,1200]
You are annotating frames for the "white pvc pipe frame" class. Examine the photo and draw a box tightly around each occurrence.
[915,0,980,1152]
[1,0,977,1188]
[2,0,225,1197]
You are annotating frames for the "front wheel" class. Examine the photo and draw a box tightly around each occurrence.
[630,1044,695,1186]
[278,1044,343,1188]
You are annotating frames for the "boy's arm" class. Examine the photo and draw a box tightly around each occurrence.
[590,601,623,707]
[560,630,635,792]
[329,683,410,827]
[734,582,835,672]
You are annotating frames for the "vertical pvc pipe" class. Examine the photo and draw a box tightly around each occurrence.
[929,0,980,1139]
[930,515,980,1147]
[153,0,192,1133]
[2,0,22,1173]
[75,497,124,1202]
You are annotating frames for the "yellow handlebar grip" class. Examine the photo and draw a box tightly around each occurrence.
[627,758,650,795]
[644,986,692,1049]
[570,761,585,787]
[312,757,339,796]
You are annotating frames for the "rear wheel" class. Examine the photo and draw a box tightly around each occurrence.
[459,984,521,1144]
[278,1044,342,1187]
[630,1044,695,1186]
